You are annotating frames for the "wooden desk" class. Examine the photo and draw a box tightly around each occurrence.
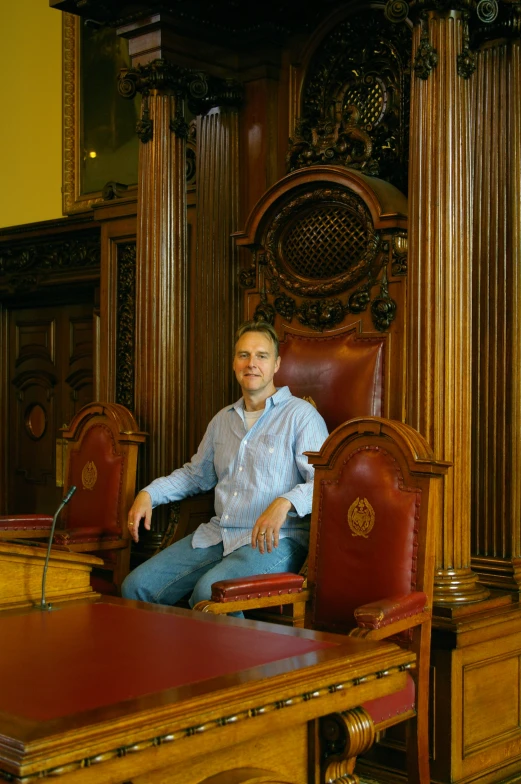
[0,541,102,611]
[0,597,414,784]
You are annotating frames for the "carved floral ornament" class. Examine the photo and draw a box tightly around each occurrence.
[0,237,100,295]
[239,187,405,333]
[290,10,411,194]
[385,0,521,81]
[117,60,243,143]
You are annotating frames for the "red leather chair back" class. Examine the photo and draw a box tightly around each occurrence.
[309,441,421,633]
[276,330,385,432]
[63,423,124,533]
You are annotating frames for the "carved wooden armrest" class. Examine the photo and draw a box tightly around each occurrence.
[211,572,305,602]
[193,572,309,615]
[350,592,430,640]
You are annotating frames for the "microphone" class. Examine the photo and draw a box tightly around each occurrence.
[39,486,77,610]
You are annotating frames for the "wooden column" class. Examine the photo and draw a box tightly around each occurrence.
[190,106,241,454]
[134,88,188,536]
[116,60,195,541]
[471,39,521,590]
[406,8,488,604]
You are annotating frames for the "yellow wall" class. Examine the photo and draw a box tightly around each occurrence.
[0,1,63,229]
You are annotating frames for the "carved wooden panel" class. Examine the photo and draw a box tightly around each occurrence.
[289,7,412,195]
[8,303,94,514]
[463,654,520,752]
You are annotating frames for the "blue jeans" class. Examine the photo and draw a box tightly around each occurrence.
[121,533,307,611]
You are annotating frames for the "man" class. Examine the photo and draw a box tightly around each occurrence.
[121,320,328,609]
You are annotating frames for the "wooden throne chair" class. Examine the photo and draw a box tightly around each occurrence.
[195,416,449,784]
[162,164,408,550]
[0,402,146,593]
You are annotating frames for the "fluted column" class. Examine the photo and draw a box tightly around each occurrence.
[117,64,191,538]
[407,9,489,604]
[190,107,241,453]
[471,39,521,589]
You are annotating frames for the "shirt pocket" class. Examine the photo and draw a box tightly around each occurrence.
[253,434,293,481]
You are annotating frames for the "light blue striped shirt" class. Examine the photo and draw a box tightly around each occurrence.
[143,386,329,555]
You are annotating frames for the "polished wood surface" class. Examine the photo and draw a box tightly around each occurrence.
[0,596,415,784]
[407,12,488,606]
[133,88,189,537]
[0,541,101,611]
[471,40,521,592]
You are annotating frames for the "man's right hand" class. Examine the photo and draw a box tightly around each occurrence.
[127,491,152,543]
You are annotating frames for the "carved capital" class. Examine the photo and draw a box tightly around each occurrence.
[403,0,521,47]
[471,0,521,45]
[118,60,243,114]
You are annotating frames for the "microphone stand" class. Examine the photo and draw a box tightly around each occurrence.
[39,485,77,611]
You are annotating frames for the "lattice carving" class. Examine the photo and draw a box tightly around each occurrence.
[281,206,368,279]
[290,9,411,194]
[264,188,380,297]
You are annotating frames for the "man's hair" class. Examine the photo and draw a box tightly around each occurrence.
[234,320,280,357]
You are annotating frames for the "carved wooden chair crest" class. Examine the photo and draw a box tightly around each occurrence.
[0,402,146,592]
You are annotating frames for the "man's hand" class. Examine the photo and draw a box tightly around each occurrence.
[251,497,293,554]
[127,491,152,543]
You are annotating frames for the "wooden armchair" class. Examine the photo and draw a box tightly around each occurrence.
[0,402,146,592]
[194,416,448,784]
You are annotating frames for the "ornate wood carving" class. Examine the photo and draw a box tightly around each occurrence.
[320,707,376,784]
[0,236,100,294]
[290,9,412,195]
[115,243,136,411]
[118,60,243,139]
[406,10,488,604]
[238,181,404,334]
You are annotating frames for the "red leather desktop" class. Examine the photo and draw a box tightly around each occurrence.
[0,597,415,784]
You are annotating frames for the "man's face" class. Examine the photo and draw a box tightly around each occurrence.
[233,331,281,397]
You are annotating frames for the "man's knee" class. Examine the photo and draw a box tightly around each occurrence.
[189,573,214,608]
[121,569,140,600]
[121,562,156,602]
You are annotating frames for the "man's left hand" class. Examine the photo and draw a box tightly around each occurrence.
[252,497,293,554]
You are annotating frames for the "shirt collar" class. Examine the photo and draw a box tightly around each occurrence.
[231,385,291,413]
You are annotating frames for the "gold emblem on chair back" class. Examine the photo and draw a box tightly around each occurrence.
[82,461,98,491]
[348,497,375,538]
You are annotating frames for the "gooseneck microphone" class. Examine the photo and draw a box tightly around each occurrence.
[39,485,77,610]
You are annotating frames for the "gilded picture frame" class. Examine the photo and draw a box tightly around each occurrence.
[62,14,140,215]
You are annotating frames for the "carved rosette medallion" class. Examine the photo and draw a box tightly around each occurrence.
[82,461,97,490]
[348,497,376,538]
